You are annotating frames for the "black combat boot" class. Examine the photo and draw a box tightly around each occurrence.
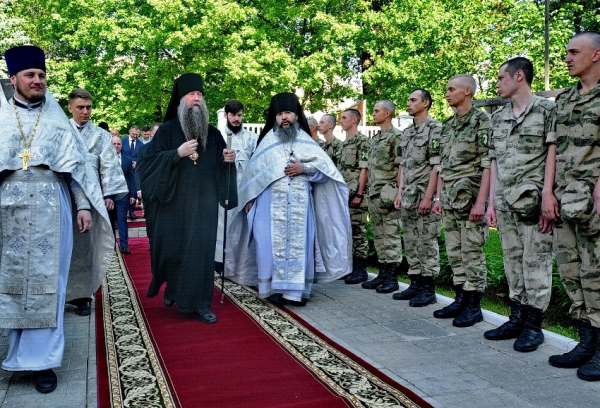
[393,275,422,300]
[513,306,544,352]
[345,256,369,284]
[577,328,600,381]
[484,301,524,340]
[452,290,483,327]
[409,276,437,307]
[433,285,464,318]
[362,263,386,290]
[376,264,400,293]
[549,321,597,368]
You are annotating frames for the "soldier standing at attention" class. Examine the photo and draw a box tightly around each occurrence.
[393,89,441,307]
[319,114,343,166]
[484,57,555,352]
[307,116,323,146]
[546,32,600,382]
[338,109,371,284]
[362,100,403,294]
[432,75,491,327]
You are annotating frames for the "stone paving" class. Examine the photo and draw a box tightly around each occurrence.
[2,235,600,407]
[292,276,600,408]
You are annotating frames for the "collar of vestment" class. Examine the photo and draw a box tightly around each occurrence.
[13,96,43,110]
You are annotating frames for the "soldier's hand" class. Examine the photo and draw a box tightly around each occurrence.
[539,214,553,234]
[469,202,485,221]
[105,198,114,211]
[418,197,432,215]
[432,200,442,216]
[177,140,199,158]
[485,207,497,228]
[223,149,235,163]
[77,210,93,233]
[350,196,362,208]
[284,159,304,177]
[245,201,253,214]
[541,191,560,222]
[394,194,402,210]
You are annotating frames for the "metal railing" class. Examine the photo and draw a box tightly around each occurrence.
[243,123,382,140]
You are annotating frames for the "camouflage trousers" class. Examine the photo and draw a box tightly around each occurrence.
[497,211,553,311]
[443,209,488,292]
[350,206,369,259]
[368,195,402,264]
[554,219,600,328]
[401,207,440,278]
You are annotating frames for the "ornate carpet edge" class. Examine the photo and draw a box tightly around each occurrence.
[101,249,177,408]
[216,274,427,408]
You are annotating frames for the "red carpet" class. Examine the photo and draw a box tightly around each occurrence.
[119,238,352,407]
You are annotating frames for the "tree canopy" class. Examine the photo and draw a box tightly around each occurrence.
[1,0,589,128]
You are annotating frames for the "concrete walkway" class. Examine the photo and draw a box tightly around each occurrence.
[2,254,600,406]
[293,277,600,407]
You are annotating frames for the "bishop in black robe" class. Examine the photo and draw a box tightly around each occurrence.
[138,73,237,322]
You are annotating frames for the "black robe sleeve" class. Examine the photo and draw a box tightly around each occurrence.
[137,120,183,203]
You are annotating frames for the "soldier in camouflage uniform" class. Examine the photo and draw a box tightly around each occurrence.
[432,74,491,328]
[337,109,371,284]
[483,58,555,352]
[393,89,441,307]
[308,116,324,146]
[319,114,343,166]
[362,100,403,293]
[546,32,600,381]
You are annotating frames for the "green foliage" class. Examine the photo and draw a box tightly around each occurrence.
[2,0,588,129]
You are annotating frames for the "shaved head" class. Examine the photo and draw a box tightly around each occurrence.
[572,31,600,50]
[450,74,478,95]
[377,100,396,115]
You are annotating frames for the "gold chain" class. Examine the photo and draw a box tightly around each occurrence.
[13,98,43,150]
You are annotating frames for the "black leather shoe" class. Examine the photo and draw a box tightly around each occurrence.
[34,369,57,393]
[119,247,131,254]
[164,297,175,307]
[193,310,218,324]
[76,302,91,316]
[268,293,285,306]
[129,212,138,219]
[288,298,308,307]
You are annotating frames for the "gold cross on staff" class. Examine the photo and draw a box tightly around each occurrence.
[19,148,34,170]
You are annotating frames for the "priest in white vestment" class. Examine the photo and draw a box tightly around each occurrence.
[0,46,110,394]
[226,93,351,306]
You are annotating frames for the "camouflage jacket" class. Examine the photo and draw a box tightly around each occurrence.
[439,106,490,209]
[337,131,370,197]
[322,137,343,167]
[367,125,402,197]
[400,115,441,191]
[551,81,600,200]
[490,95,555,211]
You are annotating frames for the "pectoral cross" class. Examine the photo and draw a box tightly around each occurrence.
[19,149,34,170]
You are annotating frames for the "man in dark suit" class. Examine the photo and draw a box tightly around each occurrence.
[121,125,142,218]
[112,136,137,254]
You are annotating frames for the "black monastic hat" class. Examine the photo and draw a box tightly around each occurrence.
[257,92,310,145]
[164,73,204,122]
[4,45,46,77]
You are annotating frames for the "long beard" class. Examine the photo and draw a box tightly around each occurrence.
[226,120,242,134]
[274,121,299,143]
[178,99,209,151]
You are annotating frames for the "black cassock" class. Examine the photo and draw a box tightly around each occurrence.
[138,120,237,313]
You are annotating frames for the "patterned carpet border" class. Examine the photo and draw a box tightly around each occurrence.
[101,250,176,408]
[217,274,426,408]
